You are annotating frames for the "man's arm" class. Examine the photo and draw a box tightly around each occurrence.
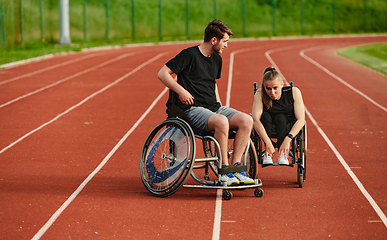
[215,83,222,105]
[157,65,194,105]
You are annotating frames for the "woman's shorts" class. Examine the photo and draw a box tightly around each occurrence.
[184,106,239,132]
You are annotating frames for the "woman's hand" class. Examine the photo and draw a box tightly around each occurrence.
[279,136,291,158]
[264,140,276,157]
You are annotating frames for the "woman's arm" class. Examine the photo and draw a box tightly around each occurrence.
[279,87,305,155]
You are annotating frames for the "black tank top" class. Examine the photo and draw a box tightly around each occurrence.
[263,86,295,122]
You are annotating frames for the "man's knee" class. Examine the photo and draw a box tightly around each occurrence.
[208,114,229,133]
[231,112,253,131]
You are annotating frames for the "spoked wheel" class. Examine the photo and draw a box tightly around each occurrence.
[140,118,195,197]
[296,123,307,188]
[202,138,258,179]
[202,138,220,177]
[246,139,258,179]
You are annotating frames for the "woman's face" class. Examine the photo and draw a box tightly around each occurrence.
[263,76,284,100]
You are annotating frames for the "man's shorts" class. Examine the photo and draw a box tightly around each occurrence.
[184,106,239,132]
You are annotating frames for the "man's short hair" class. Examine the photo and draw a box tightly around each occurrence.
[204,19,233,42]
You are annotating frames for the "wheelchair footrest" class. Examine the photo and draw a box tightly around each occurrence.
[184,178,262,189]
[261,162,294,168]
[218,165,247,175]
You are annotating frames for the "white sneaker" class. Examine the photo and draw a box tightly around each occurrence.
[234,172,254,185]
[220,173,240,186]
[278,153,289,165]
[263,153,273,165]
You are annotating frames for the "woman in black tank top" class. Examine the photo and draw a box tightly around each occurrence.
[252,66,305,165]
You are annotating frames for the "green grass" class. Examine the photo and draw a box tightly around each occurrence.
[1,0,386,66]
[338,43,387,75]
[0,40,144,66]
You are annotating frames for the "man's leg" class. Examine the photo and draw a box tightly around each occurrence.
[207,114,230,165]
[229,112,253,165]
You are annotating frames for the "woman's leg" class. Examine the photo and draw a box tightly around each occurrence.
[260,111,272,138]
[273,114,288,147]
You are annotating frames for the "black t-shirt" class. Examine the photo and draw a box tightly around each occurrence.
[263,86,296,122]
[166,45,222,111]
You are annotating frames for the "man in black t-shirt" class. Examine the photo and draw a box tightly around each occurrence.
[157,20,254,186]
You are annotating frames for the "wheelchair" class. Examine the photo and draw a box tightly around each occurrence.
[251,82,307,188]
[140,100,263,200]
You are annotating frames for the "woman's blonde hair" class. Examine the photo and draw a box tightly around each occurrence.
[261,66,281,109]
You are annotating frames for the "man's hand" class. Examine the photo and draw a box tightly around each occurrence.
[178,89,194,105]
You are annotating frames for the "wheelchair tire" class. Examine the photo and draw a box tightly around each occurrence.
[140,118,195,197]
[297,123,307,188]
[202,139,258,179]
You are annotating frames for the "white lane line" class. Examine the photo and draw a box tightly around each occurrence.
[300,46,387,113]
[0,52,104,86]
[305,107,387,228]
[0,52,138,109]
[226,46,265,107]
[212,189,223,240]
[0,53,166,155]
[31,87,169,240]
[266,46,387,228]
[265,44,309,84]
[213,46,266,240]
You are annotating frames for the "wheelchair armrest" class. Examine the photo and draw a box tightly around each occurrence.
[167,104,190,123]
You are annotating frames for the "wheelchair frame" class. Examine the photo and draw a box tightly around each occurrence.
[140,105,263,200]
[251,82,307,188]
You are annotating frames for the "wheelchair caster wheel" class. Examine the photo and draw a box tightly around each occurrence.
[254,188,264,197]
[223,190,233,200]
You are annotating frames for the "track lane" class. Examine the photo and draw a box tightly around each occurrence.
[0,50,170,151]
[0,49,178,239]
[1,36,386,239]
[205,36,387,239]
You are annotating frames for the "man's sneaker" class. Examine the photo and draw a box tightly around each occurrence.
[233,172,254,185]
[278,153,289,165]
[263,153,273,165]
[233,162,254,184]
[220,173,239,186]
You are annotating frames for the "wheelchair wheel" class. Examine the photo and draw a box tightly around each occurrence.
[202,138,257,179]
[202,138,220,176]
[296,123,307,188]
[140,118,195,197]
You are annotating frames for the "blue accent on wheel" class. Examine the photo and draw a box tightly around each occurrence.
[145,126,187,184]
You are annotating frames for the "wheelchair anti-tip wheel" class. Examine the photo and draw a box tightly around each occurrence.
[140,118,195,197]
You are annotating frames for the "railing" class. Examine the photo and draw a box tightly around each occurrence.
[0,0,385,47]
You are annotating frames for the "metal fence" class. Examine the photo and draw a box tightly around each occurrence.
[0,0,386,47]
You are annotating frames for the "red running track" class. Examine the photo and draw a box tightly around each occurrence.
[0,35,386,239]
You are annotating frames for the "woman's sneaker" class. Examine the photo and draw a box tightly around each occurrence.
[220,173,239,186]
[263,153,273,165]
[278,153,289,165]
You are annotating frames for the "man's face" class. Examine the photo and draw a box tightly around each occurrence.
[212,33,229,54]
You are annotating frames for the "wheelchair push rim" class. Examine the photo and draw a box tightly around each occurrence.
[201,138,258,180]
[140,118,195,197]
